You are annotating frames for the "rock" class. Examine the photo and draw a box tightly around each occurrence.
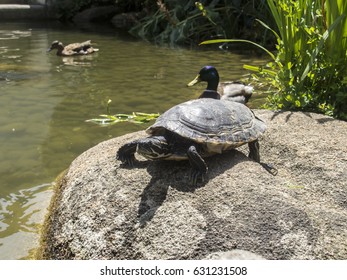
[205,249,266,260]
[0,4,56,20]
[111,11,145,29]
[40,110,347,260]
[73,6,119,23]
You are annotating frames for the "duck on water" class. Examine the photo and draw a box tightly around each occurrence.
[47,40,99,56]
[187,65,253,104]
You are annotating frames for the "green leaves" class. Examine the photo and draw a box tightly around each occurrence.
[300,14,345,83]
[195,1,217,25]
[200,0,347,119]
[86,112,160,126]
[129,1,275,45]
[86,100,159,126]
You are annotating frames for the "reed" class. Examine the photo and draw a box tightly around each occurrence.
[202,0,347,120]
[265,0,347,119]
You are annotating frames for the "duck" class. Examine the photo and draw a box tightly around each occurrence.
[187,65,253,104]
[47,40,99,56]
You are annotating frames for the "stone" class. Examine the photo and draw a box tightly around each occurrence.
[73,6,119,23]
[204,249,266,260]
[111,11,145,29]
[40,110,347,260]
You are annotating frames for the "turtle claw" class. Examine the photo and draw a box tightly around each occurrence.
[117,154,136,167]
[187,145,208,186]
[261,162,278,176]
[189,169,207,186]
[116,142,138,167]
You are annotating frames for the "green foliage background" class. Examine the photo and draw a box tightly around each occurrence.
[129,0,275,46]
[54,0,276,46]
[250,0,347,120]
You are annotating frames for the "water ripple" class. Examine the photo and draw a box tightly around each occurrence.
[0,183,53,259]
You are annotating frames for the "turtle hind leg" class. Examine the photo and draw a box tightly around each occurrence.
[187,146,208,186]
[116,141,138,166]
[248,140,278,175]
[248,140,260,162]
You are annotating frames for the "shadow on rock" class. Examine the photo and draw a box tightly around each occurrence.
[136,149,259,227]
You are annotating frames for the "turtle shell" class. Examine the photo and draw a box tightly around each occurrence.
[146,99,266,154]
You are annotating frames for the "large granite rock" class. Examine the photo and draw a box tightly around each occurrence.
[40,110,347,260]
[111,11,145,29]
[73,6,119,23]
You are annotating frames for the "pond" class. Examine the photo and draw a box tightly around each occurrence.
[0,21,267,259]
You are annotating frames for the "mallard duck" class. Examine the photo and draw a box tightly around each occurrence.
[187,65,253,104]
[47,40,99,56]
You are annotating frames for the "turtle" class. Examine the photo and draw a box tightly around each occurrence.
[116,98,274,186]
[187,65,253,104]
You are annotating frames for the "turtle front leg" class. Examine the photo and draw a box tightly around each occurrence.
[187,146,208,186]
[116,141,138,166]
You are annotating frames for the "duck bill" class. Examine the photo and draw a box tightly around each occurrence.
[47,47,52,52]
[187,75,201,87]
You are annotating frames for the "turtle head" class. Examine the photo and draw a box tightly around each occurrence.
[187,66,220,91]
[137,136,171,159]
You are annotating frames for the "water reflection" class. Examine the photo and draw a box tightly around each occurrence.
[0,22,267,259]
[0,183,52,259]
[60,54,97,67]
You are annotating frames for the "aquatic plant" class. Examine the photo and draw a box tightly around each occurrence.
[86,100,159,125]
[86,112,160,125]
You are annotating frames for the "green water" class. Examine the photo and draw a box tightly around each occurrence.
[0,21,267,259]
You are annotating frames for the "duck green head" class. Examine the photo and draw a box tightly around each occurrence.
[187,65,220,91]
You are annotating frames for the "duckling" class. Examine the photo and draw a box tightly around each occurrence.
[47,40,99,56]
[187,65,253,104]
